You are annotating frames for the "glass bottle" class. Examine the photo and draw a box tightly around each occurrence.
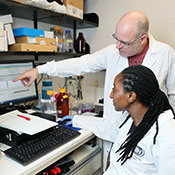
[65,30,74,53]
[53,26,63,52]
[75,32,86,53]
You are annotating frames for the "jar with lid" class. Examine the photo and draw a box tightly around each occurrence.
[56,88,69,118]
[75,32,86,53]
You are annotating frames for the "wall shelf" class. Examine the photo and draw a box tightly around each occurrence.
[0,0,99,29]
[0,0,98,59]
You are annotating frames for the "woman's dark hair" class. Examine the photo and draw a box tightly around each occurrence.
[116,65,175,165]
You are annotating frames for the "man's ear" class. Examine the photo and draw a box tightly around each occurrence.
[128,92,137,103]
[140,34,148,45]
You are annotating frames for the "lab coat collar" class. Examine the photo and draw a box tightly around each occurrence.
[156,109,174,128]
[142,33,159,68]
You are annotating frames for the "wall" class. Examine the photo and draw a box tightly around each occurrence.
[82,0,175,53]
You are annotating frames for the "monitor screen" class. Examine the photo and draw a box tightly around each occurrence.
[0,60,38,109]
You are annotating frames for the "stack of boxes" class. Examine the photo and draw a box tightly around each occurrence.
[10,27,57,52]
[0,14,15,51]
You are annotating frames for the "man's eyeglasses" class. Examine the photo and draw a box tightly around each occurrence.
[112,34,138,48]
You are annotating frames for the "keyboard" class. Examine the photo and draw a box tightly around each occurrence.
[4,126,80,166]
[30,111,56,122]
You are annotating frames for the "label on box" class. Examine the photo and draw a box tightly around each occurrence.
[67,4,83,19]
[28,37,37,44]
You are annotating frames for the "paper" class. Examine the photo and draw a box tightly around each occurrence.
[0,110,57,135]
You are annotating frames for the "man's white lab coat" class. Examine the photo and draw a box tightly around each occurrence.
[73,110,175,175]
[37,34,175,169]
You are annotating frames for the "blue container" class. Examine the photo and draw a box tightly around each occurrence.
[13,27,44,37]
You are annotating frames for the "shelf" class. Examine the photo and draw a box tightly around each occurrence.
[0,0,99,29]
[0,51,83,56]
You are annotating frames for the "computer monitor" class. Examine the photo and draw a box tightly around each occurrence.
[0,60,38,109]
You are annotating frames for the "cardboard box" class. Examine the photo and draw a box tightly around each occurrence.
[13,27,44,37]
[63,0,83,19]
[9,43,57,52]
[15,36,56,46]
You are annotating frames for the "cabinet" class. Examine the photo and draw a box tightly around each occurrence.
[0,0,99,62]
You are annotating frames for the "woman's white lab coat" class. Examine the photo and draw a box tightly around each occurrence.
[37,33,175,168]
[73,110,175,175]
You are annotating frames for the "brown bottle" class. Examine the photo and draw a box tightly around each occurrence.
[56,88,69,118]
[75,32,86,53]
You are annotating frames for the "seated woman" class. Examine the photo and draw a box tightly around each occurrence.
[64,65,175,175]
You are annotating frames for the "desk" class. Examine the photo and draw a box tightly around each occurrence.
[0,129,95,175]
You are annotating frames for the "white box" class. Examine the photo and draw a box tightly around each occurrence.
[0,22,4,37]
[4,23,15,45]
[0,31,8,52]
[44,30,54,38]
[0,14,13,24]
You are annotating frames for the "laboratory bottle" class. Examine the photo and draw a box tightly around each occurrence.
[75,32,86,53]
[65,30,74,53]
[56,88,69,118]
[46,90,56,114]
[41,79,53,100]
[53,26,63,52]
[41,90,56,114]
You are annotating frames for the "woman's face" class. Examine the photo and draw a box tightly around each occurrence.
[110,74,130,111]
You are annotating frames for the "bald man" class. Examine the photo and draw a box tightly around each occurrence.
[13,10,175,171]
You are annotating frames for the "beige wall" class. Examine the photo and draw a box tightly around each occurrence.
[81,0,175,53]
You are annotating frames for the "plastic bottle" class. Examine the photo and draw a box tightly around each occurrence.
[65,30,74,53]
[56,88,69,118]
[41,90,56,114]
[46,90,56,114]
[53,26,63,52]
[75,32,86,53]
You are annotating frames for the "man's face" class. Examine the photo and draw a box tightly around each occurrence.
[113,21,145,57]
[113,32,142,57]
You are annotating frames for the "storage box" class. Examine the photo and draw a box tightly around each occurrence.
[63,0,83,19]
[9,43,57,52]
[0,31,8,52]
[0,22,4,37]
[44,30,54,38]
[0,14,13,24]
[4,23,15,45]
[15,36,56,46]
[13,27,44,37]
